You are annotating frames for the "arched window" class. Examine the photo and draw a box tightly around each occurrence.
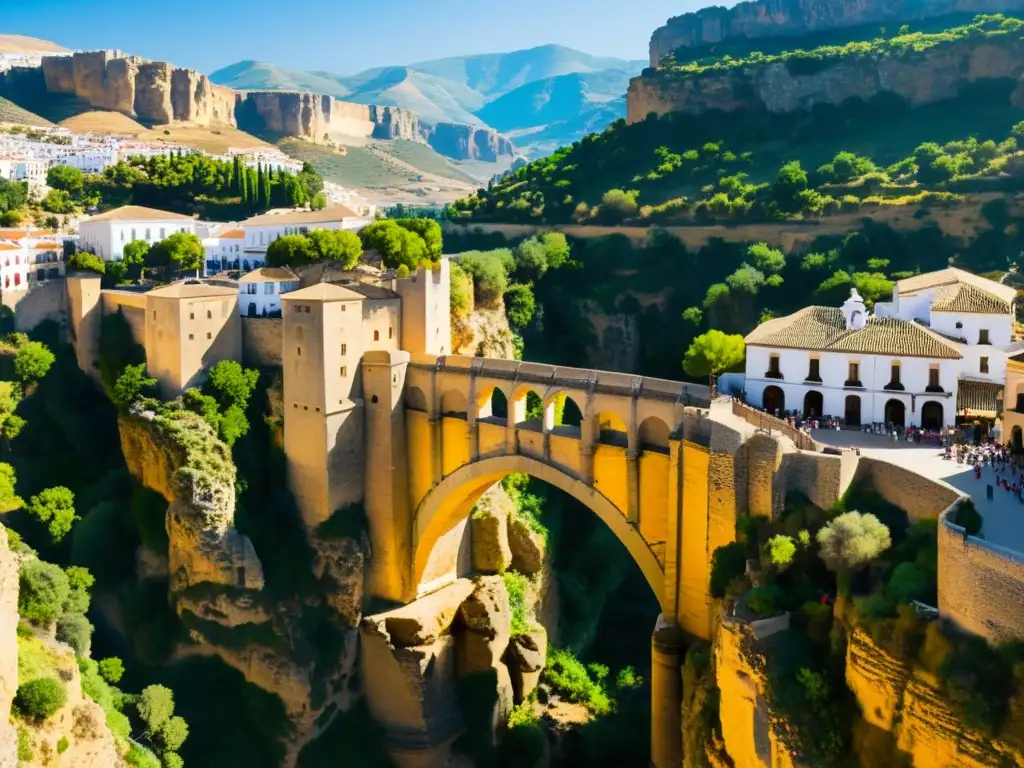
[637,416,671,454]
[548,393,583,439]
[597,412,628,447]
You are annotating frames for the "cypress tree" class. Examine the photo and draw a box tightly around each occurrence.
[232,156,242,195]
[262,168,272,209]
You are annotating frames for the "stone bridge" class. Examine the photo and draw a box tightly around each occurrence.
[356,352,820,768]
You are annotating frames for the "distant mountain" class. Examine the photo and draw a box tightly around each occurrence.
[209,60,351,98]
[408,44,645,99]
[211,45,646,159]
[0,34,69,54]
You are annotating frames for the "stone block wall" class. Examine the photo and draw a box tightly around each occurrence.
[241,317,283,367]
[939,502,1024,643]
[774,450,845,513]
[851,458,960,520]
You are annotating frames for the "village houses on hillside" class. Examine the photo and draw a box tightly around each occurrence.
[741,268,1016,430]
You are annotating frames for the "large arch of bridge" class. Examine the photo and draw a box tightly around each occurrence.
[411,454,667,613]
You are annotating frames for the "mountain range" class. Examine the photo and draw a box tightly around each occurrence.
[210,44,645,158]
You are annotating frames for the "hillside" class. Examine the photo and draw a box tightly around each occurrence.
[0,34,68,53]
[212,45,645,158]
[0,95,52,127]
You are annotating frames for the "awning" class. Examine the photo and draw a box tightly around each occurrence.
[957,379,1003,418]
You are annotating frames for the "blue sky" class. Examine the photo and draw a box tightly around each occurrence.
[5,0,719,74]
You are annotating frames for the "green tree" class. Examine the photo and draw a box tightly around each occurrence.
[56,611,92,656]
[28,487,77,543]
[18,559,70,625]
[205,360,258,411]
[458,249,512,308]
[397,218,443,259]
[68,252,105,274]
[504,284,536,331]
[764,535,796,571]
[41,189,75,214]
[122,239,149,276]
[310,191,327,210]
[137,685,176,734]
[265,234,314,267]
[46,165,84,195]
[682,329,745,391]
[359,220,428,270]
[816,511,891,593]
[98,657,125,684]
[449,262,473,319]
[14,678,67,722]
[14,341,55,382]
[682,307,702,326]
[151,233,203,274]
[63,566,93,614]
[772,161,808,212]
[0,463,22,512]
[113,364,157,409]
[307,229,362,268]
[747,243,785,274]
[598,189,639,223]
[156,715,189,752]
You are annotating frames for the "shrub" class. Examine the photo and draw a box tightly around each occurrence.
[886,562,929,605]
[502,703,546,767]
[14,340,55,382]
[18,559,70,625]
[28,486,78,543]
[56,611,93,656]
[503,571,531,636]
[57,736,69,754]
[745,585,780,616]
[764,535,797,570]
[954,500,982,536]
[542,649,611,715]
[125,743,162,768]
[709,541,747,598]
[17,727,32,760]
[14,677,67,721]
[98,657,125,684]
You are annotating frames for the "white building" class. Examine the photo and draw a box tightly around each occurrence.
[743,269,1016,429]
[237,267,300,317]
[0,229,65,292]
[201,228,245,275]
[239,206,370,254]
[78,205,196,261]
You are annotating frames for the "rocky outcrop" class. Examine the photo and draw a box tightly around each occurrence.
[471,486,514,574]
[506,629,547,702]
[369,105,421,141]
[508,513,545,576]
[845,627,1023,766]
[422,122,516,161]
[118,408,264,594]
[170,68,236,124]
[630,35,1024,123]
[0,525,18,767]
[648,0,1024,66]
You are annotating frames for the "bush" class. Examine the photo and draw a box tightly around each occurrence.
[98,657,125,684]
[18,559,70,625]
[502,703,546,767]
[954,500,982,536]
[14,340,55,382]
[17,727,32,760]
[886,562,928,605]
[56,611,93,655]
[764,535,796,570]
[503,571,531,635]
[57,735,69,754]
[542,649,611,715]
[14,677,67,721]
[744,585,780,616]
[709,541,747,598]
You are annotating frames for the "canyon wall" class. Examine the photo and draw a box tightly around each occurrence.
[11,50,515,160]
[629,36,1024,123]
[648,0,1024,66]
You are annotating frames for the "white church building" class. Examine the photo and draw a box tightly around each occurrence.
[742,268,1016,429]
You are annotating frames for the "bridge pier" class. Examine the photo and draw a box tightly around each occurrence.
[651,614,684,768]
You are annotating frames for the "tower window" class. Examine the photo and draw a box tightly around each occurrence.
[303,306,310,314]
[389,327,393,339]
[188,334,194,341]
[341,344,347,356]
[206,333,212,340]
[189,312,194,320]
[207,310,212,319]
[340,366,347,377]
[374,330,380,341]
[297,347,301,356]
[979,329,990,344]
[981,356,990,374]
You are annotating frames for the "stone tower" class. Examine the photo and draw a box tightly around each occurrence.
[281,283,370,529]
[65,274,103,382]
[393,259,452,355]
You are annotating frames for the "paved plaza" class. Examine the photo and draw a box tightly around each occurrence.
[811,428,1024,556]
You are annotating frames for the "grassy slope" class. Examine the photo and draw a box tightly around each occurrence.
[375,140,480,183]
[0,96,53,127]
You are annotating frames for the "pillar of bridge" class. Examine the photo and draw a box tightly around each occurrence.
[651,614,684,768]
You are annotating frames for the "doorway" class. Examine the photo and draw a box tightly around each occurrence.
[845,395,861,427]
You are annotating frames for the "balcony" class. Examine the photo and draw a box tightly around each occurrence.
[844,380,864,389]
[804,376,822,384]
[926,384,945,393]
[764,370,784,380]
[883,381,905,391]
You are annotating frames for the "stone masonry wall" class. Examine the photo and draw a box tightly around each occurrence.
[774,450,846,513]
[851,457,960,521]
[938,501,1024,643]
[241,317,283,367]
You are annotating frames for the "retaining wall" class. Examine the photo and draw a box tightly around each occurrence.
[241,317,282,367]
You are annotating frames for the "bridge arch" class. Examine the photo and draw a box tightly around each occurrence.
[411,454,667,613]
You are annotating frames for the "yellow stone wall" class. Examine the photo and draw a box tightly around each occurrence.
[405,410,433,515]
[477,422,506,457]
[441,418,469,476]
[548,434,581,476]
[593,444,629,514]
[639,451,669,547]
[679,441,711,638]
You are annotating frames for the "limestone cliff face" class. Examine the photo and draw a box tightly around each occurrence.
[369,105,421,141]
[0,525,18,767]
[629,36,1024,123]
[648,0,1024,66]
[422,122,516,161]
[626,35,1024,123]
[39,50,240,126]
[845,627,1023,766]
[117,409,264,593]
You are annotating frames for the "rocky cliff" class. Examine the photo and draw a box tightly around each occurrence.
[0,525,18,766]
[421,121,516,161]
[628,35,1024,123]
[648,0,1024,66]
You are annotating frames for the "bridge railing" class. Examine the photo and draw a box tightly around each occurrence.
[730,398,821,452]
[410,354,711,406]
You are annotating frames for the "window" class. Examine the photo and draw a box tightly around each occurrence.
[766,354,781,378]
[131,228,136,240]
[340,366,347,377]
[206,333,212,340]
[145,228,151,240]
[928,368,941,391]
[293,304,301,313]
[807,358,820,382]
[264,283,274,295]
[303,306,310,314]
[188,334,194,340]
[297,347,302,356]
[890,364,900,384]
[981,356,990,374]
[207,310,212,319]
[120,230,125,242]
[341,344,347,356]
[189,312,194,320]
[152,310,156,320]
[247,284,257,295]
[374,330,380,342]
[389,327,393,340]
[847,362,860,385]
[979,329,990,345]
[159,228,165,239]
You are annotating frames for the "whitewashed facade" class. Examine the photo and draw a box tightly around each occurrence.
[743,269,1015,429]
[237,267,300,317]
[78,205,196,261]
[239,206,370,253]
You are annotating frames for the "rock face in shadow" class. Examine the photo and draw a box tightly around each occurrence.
[421,122,516,161]
[629,35,1024,124]
[647,0,1024,66]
